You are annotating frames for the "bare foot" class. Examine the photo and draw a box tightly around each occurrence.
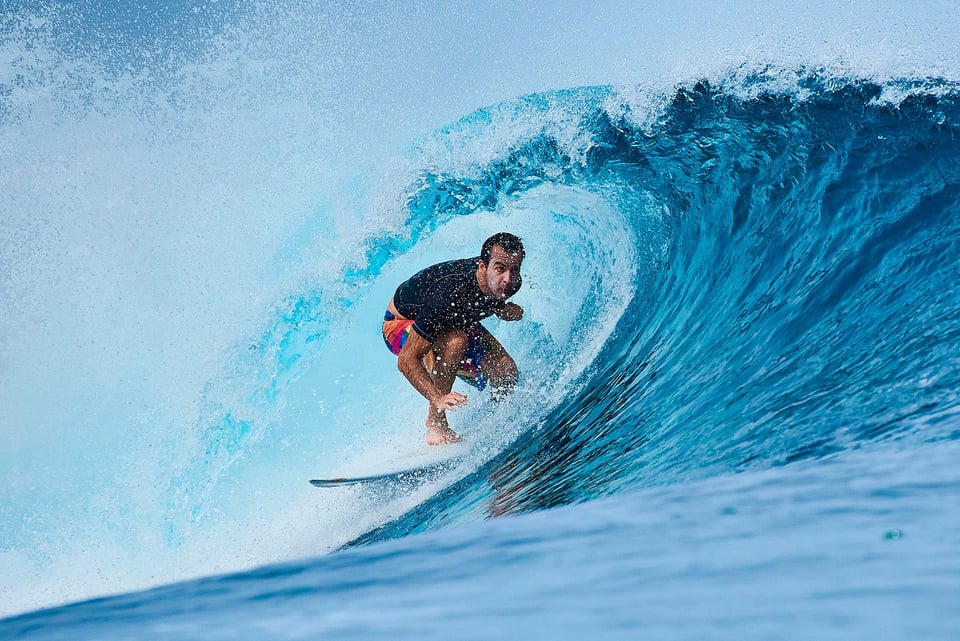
[426,423,462,445]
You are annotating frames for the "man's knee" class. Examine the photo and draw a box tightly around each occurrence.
[435,330,469,365]
[500,354,518,378]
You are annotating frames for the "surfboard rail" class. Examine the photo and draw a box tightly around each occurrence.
[309,455,464,488]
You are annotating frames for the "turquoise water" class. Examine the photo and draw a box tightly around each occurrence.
[2,2,960,638]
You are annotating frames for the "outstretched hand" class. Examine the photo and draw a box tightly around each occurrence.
[433,391,468,412]
[497,302,524,321]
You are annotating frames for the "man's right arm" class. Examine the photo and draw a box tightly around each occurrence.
[397,330,467,411]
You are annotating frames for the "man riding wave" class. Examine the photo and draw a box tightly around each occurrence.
[382,233,525,444]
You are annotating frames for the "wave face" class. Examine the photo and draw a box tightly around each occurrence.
[3,4,960,635]
[350,73,960,541]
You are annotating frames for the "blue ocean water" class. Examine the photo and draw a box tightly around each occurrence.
[3,2,960,639]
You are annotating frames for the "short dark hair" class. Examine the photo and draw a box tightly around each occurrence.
[481,232,525,264]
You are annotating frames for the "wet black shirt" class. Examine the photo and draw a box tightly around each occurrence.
[393,257,510,342]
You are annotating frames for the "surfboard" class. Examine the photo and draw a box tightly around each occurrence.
[310,443,467,488]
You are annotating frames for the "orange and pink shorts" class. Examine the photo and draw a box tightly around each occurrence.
[382,309,490,390]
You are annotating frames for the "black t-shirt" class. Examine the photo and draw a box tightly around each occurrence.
[393,257,509,342]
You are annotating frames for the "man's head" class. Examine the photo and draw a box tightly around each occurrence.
[478,232,524,300]
[481,232,525,265]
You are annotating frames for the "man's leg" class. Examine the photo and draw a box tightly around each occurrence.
[478,332,518,401]
[425,329,469,444]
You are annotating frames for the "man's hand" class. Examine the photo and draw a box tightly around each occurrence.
[497,302,524,321]
[432,391,468,412]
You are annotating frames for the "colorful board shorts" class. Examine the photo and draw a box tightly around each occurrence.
[382,309,490,390]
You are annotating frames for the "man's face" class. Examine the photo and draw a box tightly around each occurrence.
[478,245,523,299]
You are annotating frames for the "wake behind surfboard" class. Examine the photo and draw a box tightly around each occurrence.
[310,443,467,488]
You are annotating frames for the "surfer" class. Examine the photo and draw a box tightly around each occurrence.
[382,232,525,444]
